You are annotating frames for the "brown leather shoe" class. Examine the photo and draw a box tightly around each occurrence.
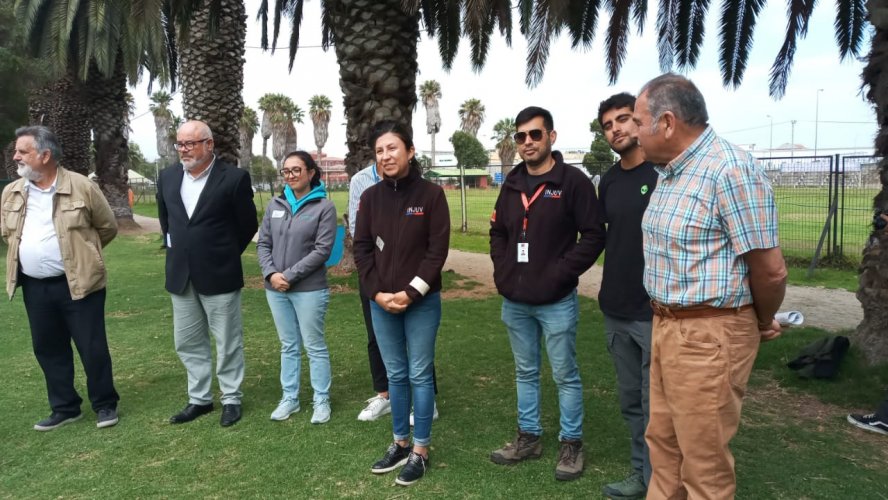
[490,430,542,465]
[555,439,584,481]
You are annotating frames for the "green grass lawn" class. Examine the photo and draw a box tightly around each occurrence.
[0,236,886,498]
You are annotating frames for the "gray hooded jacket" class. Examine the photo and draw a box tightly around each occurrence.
[256,196,337,292]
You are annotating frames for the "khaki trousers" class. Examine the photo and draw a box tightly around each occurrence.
[645,308,760,500]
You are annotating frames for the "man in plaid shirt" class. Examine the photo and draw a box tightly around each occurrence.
[634,74,787,499]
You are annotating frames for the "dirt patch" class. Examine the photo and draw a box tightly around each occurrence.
[744,374,888,462]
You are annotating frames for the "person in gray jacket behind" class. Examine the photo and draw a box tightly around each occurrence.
[257,150,337,424]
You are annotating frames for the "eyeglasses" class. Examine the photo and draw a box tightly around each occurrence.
[279,168,304,178]
[173,138,210,151]
[513,129,545,144]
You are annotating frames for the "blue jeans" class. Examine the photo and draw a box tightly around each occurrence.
[265,288,331,404]
[501,290,582,441]
[370,292,441,447]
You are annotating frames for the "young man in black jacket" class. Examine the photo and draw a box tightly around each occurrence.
[596,93,659,500]
[489,106,605,481]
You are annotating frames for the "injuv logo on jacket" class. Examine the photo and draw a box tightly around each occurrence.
[543,189,562,199]
[405,206,425,216]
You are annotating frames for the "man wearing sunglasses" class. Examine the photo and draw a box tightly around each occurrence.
[156,120,258,427]
[489,106,605,481]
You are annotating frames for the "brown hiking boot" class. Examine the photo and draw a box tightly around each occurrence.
[554,439,584,481]
[490,430,543,465]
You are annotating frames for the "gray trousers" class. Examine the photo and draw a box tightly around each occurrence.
[604,314,652,485]
[171,282,245,405]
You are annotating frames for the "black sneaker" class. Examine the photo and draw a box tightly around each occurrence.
[371,442,412,474]
[96,408,119,429]
[847,413,888,435]
[395,451,429,486]
[33,412,82,431]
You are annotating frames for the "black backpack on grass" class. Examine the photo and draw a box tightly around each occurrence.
[786,336,850,379]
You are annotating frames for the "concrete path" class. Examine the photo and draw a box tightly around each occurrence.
[132,214,862,332]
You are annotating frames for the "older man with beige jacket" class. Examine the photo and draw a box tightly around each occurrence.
[2,125,119,432]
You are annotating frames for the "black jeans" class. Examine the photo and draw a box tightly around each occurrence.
[360,290,438,395]
[21,275,119,414]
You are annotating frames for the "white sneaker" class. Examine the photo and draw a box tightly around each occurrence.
[311,400,331,424]
[357,395,391,421]
[270,399,300,421]
[409,403,439,427]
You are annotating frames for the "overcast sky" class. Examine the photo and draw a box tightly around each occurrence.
[129,0,877,162]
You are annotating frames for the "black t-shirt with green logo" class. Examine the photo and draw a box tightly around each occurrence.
[597,160,659,321]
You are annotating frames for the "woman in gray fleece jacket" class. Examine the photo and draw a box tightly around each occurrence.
[257,151,337,424]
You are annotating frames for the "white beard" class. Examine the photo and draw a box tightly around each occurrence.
[17,162,43,182]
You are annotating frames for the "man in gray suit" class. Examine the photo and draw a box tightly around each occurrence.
[156,120,258,427]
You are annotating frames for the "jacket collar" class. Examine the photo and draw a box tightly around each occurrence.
[382,164,421,190]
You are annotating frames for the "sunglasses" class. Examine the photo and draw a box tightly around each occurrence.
[513,129,546,144]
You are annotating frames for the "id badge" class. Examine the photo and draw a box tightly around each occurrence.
[517,242,529,263]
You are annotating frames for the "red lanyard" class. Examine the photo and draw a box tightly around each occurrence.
[521,183,547,238]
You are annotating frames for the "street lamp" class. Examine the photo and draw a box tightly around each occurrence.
[814,88,824,156]
[790,119,797,159]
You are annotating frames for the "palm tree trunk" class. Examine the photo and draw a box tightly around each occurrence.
[431,132,436,169]
[856,1,888,364]
[329,0,419,177]
[28,75,91,176]
[179,0,246,166]
[87,55,136,227]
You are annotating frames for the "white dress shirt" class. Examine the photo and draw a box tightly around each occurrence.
[19,178,65,278]
[180,156,216,218]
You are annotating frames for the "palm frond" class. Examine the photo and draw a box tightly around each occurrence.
[320,0,334,49]
[605,0,632,84]
[675,0,710,69]
[518,0,533,35]
[524,0,552,87]
[718,0,765,88]
[566,0,600,50]
[491,0,512,44]
[435,0,461,70]
[769,0,817,98]
[632,0,646,34]
[465,0,495,70]
[834,0,866,60]
[256,0,269,48]
[656,0,677,72]
[286,0,304,71]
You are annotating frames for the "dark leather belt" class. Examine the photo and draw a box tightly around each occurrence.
[650,300,753,319]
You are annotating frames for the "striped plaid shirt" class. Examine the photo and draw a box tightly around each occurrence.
[641,127,779,308]
[347,164,380,236]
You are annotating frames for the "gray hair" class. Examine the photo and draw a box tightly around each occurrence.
[178,120,214,140]
[639,74,709,132]
[15,125,63,161]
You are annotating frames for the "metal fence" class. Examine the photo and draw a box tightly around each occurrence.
[129,155,882,269]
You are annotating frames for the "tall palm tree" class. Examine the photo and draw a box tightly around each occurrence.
[258,0,514,177]
[308,94,333,164]
[419,80,442,168]
[492,118,516,177]
[459,98,485,138]
[239,106,259,170]
[258,93,278,159]
[175,0,246,166]
[260,94,302,167]
[150,90,177,168]
[27,75,91,176]
[17,0,174,225]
